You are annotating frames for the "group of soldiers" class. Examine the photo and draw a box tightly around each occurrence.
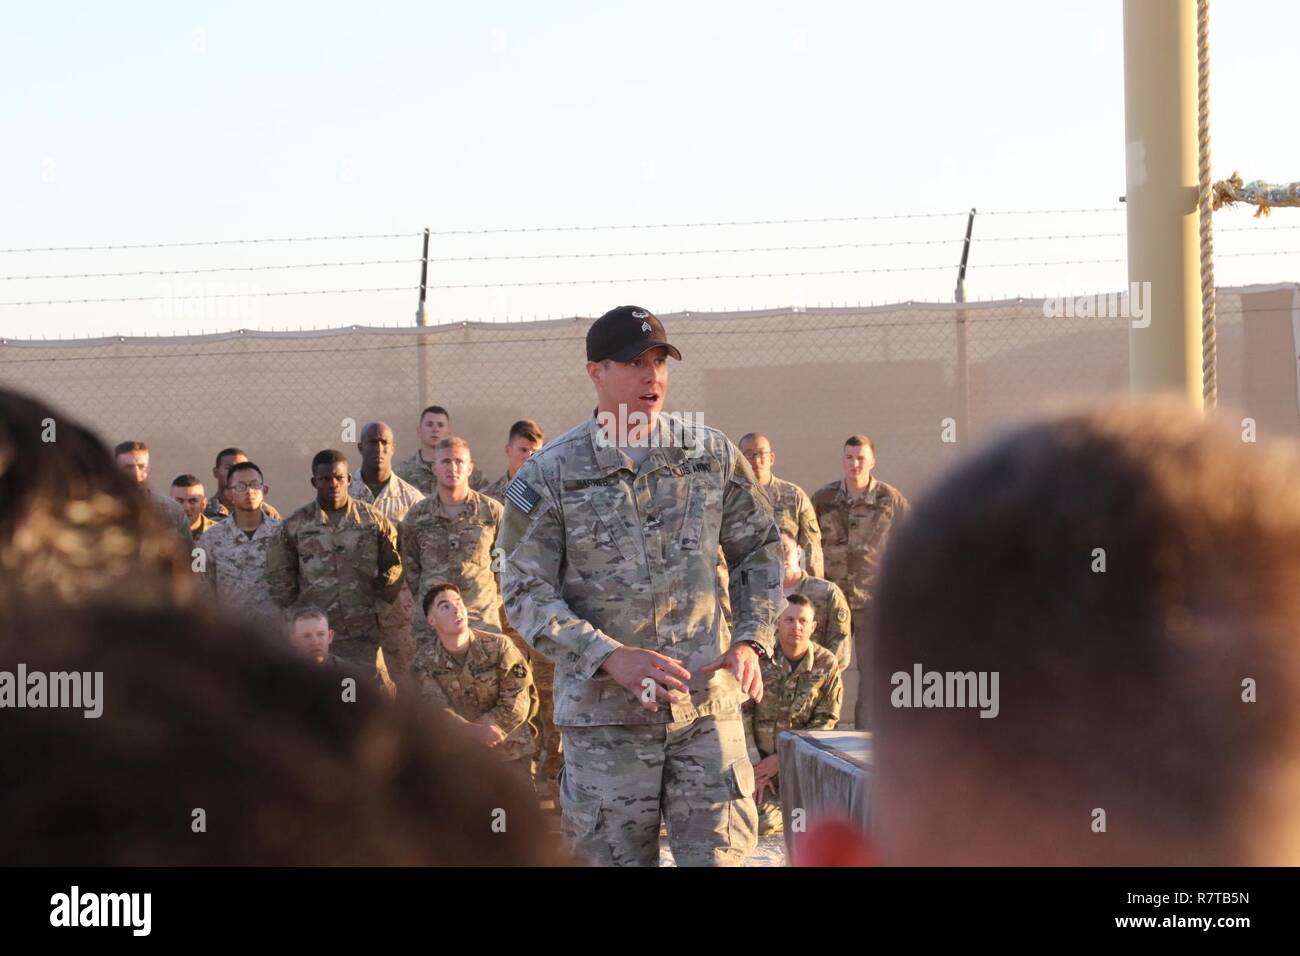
[111,305,909,863]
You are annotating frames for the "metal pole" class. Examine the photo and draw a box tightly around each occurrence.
[954,208,975,304]
[416,227,430,411]
[1123,0,1203,407]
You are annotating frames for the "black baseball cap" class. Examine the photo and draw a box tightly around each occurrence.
[586,305,683,363]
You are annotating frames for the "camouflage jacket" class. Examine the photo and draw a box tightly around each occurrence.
[758,475,824,578]
[746,642,843,758]
[189,512,218,543]
[393,450,489,497]
[348,471,425,525]
[785,571,853,670]
[265,497,404,644]
[411,628,538,762]
[811,477,910,609]
[399,490,504,625]
[205,498,282,522]
[498,412,783,727]
[479,471,511,504]
[197,514,283,632]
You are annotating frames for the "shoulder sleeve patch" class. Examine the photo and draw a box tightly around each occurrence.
[503,476,542,515]
[509,662,528,679]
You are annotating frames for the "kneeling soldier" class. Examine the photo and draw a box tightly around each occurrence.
[746,593,843,834]
[412,582,539,782]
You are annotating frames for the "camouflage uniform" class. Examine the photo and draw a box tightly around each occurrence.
[398,490,504,630]
[347,472,425,524]
[785,570,853,670]
[205,498,282,522]
[479,471,510,504]
[412,627,540,778]
[265,497,404,679]
[196,514,283,633]
[393,450,488,497]
[498,412,783,867]
[757,475,824,578]
[811,476,909,729]
[349,472,425,683]
[745,642,843,833]
[189,512,218,543]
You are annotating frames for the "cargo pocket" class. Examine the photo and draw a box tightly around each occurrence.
[676,758,758,861]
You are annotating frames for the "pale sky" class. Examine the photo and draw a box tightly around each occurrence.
[2,0,1297,338]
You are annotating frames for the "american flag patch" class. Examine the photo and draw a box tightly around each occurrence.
[504,476,542,515]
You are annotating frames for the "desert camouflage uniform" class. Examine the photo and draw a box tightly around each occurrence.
[399,489,504,630]
[498,412,783,867]
[812,476,909,729]
[393,450,488,497]
[348,472,426,682]
[205,498,282,522]
[197,514,283,633]
[265,497,404,679]
[785,570,853,670]
[412,627,539,778]
[757,475,824,578]
[348,472,425,524]
[745,642,843,833]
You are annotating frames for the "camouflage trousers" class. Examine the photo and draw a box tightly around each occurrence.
[501,620,563,790]
[559,714,757,867]
[852,604,873,730]
[756,780,784,835]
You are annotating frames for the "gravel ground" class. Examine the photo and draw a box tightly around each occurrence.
[659,833,787,867]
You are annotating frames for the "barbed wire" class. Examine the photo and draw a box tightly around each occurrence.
[0,286,417,307]
[0,302,1288,360]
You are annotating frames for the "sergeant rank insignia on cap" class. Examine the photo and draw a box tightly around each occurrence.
[504,476,542,515]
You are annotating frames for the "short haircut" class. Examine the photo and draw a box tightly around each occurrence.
[170,474,203,490]
[422,581,461,617]
[872,401,1300,866]
[419,405,450,422]
[507,419,544,444]
[844,434,875,454]
[434,437,470,455]
[291,605,329,628]
[0,600,565,865]
[784,593,813,610]
[214,447,247,468]
[738,432,768,447]
[227,460,264,483]
[311,449,349,473]
[114,440,148,457]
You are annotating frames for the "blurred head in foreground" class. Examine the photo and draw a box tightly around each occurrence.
[0,387,191,608]
[803,401,1300,866]
[0,600,565,865]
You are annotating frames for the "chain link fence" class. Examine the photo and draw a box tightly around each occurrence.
[1,283,1296,511]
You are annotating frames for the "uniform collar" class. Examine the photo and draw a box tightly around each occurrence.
[429,489,484,518]
[778,644,816,675]
[839,475,877,503]
[428,630,490,669]
[311,497,362,526]
[584,412,692,477]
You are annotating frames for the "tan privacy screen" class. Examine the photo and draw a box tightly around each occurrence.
[2,283,1295,508]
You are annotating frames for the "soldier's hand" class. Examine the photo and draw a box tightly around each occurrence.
[479,723,507,748]
[601,647,692,714]
[701,643,764,703]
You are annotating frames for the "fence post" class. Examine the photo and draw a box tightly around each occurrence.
[954,208,975,444]
[416,227,430,410]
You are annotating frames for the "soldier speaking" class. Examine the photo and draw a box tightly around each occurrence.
[498,305,783,866]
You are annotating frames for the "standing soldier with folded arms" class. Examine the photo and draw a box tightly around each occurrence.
[266,449,405,682]
[498,305,783,867]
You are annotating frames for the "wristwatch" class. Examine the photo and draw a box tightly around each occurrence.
[735,639,768,661]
